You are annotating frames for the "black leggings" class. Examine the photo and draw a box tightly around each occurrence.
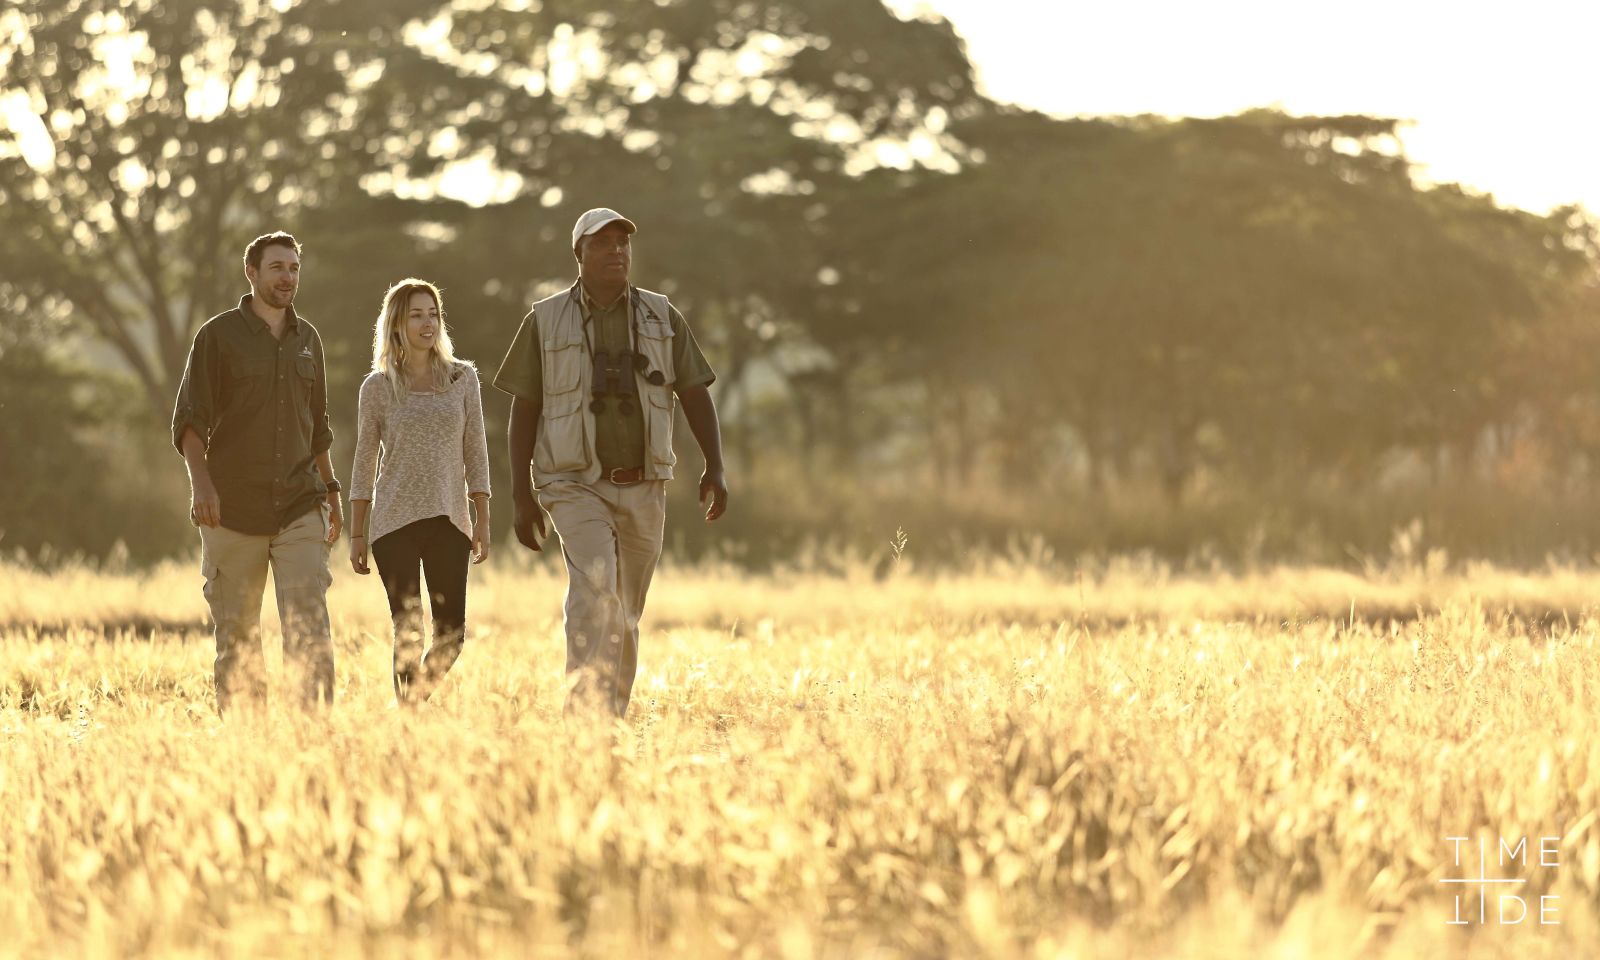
[371,515,471,700]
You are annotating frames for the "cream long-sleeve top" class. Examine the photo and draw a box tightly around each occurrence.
[350,364,492,545]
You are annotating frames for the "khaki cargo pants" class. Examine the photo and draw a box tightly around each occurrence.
[537,479,667,718]
[198,505,335,713]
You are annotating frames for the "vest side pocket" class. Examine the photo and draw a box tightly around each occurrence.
[536,389,589,475]
[646,390,676,469]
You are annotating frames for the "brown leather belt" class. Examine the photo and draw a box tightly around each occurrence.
[604,466,645,486]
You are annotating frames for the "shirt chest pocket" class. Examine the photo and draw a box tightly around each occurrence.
[294,354,317,400]
[225,355,274,408]
[542,332,585,396]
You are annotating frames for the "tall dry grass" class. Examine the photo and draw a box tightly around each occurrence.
[2,554,1598,958]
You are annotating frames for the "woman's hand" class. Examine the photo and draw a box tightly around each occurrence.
[350,534,370,574]
[471,518,491,565]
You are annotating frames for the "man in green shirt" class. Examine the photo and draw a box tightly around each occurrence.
[171,231,343,714]
[495,208,728,718]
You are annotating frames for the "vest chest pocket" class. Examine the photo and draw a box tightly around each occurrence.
[636,319,674,386]
[542,335,584,395]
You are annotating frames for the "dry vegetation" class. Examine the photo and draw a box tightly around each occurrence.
[2,553,1599,958]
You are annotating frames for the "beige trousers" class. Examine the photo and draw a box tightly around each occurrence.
[198,505,334,713]
[537,479,667,718]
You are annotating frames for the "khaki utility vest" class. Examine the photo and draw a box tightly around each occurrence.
[530,282,678,487]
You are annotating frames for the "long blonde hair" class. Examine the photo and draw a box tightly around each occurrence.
[371,278,471,403]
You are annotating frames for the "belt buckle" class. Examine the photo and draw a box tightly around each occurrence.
[607,467,641,486]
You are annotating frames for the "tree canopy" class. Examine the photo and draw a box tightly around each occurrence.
[2,0,1597,562]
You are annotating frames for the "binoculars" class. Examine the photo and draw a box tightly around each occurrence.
[590,349,666,414]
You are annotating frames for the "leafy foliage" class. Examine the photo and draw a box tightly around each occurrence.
[1,0,1597,559]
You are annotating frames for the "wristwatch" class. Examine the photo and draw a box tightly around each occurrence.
[323,478,342,493]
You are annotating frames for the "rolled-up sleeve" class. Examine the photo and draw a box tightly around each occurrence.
[310,330,334,455]
[463,367,492,497]
[492,310,542,403]
[171,324,220,453]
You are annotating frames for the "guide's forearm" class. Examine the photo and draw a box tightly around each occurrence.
[679,386,724,470]
[179,428,212,486]
[508,397,540,497]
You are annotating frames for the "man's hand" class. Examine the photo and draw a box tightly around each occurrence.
[678,386,726,522]
[699,466,729,522]
[325,494,343,544]
[350,535,370,575]
[512,490,548,551]
[190,475,221,528]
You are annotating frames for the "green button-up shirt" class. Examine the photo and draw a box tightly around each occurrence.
[171,294,334,535]
[493,285,716,473]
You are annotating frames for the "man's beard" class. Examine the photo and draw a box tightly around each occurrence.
[261,287,295,309]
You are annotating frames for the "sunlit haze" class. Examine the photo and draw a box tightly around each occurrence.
[906,0,1600,215]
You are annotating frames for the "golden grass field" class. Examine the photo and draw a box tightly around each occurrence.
[3,551,1600,958]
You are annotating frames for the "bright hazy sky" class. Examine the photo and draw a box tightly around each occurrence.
[908,0,1600,215]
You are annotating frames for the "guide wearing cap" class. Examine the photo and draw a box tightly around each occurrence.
[495,207,730,719]
[522,275,680,486]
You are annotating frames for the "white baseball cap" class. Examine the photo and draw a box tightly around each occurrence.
[571,207,637,250]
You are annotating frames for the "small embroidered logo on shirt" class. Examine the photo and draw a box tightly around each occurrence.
[298,347,313,359]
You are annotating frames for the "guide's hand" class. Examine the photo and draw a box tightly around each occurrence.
[699,467,728,522]
[513,490,547,552]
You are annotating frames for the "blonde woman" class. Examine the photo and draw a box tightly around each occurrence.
[349,279,491,702]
